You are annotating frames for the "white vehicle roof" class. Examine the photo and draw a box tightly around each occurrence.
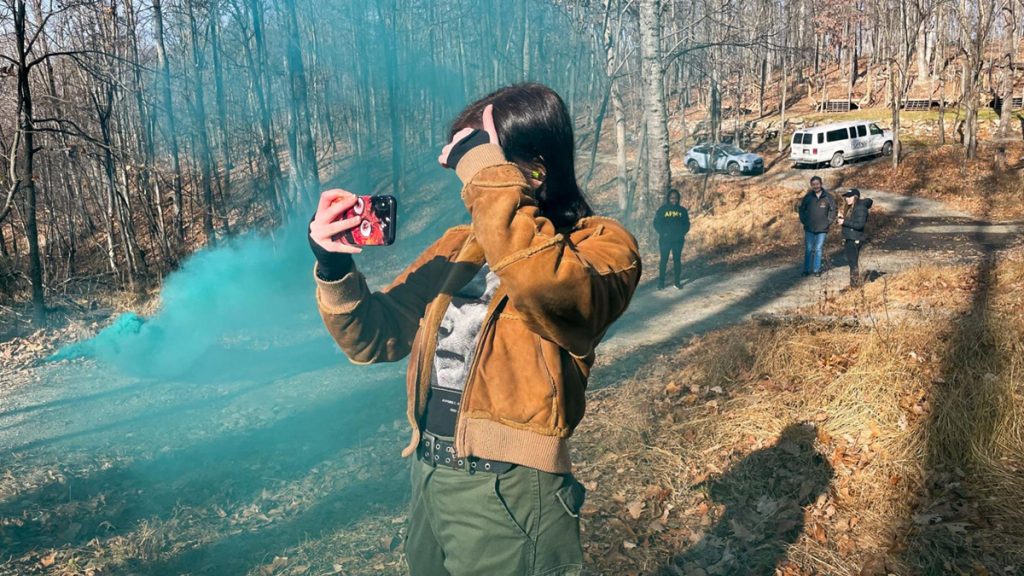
[796,120,883,133]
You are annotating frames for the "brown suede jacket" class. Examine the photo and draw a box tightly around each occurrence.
[314,144,641,473]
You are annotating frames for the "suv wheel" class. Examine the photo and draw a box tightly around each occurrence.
[727,162,741,176]
[687,160,700,174]
[830,152,845,168]
[882,141,893,156]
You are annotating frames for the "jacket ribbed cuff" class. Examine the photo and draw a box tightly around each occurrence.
[455,143,508,184]
[313,263,368,315]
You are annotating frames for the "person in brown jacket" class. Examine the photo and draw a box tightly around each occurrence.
[308,83,641,575]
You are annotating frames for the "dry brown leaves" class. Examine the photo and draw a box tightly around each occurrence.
[575,251,1024,576]
[842,143,1024,221]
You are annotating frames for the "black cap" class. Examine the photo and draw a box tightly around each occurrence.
[842,188,861,198]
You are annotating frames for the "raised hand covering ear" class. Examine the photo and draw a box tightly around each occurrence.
[438,104,500,170]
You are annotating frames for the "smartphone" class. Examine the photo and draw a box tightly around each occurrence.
[334,194,397,246]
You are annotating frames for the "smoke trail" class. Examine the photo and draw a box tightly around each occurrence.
[50,221,315,376]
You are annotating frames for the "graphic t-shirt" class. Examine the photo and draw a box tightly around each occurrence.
[422,264,500,437]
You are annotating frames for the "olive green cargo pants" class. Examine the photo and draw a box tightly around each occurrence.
[404,457,586,576]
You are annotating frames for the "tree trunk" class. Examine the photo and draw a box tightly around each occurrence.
[209,0,232,235]
[375,0,402,198]
[779,58,789,152]
[600,0,629,212]
[152,0,185,249]
[891,62,902,168]
[247,0,286,218]
[639,0,670,222]
[187,0,217,246]
[283,0,321,208]
[12,0,45,323]
[125,0,170,267]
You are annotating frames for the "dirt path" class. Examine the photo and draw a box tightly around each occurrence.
[596,176,1020,366]
[0,172,1019,575]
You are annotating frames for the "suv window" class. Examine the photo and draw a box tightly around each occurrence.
[869,124,883,135]
[857,125,867,137]
[826,128,849,142]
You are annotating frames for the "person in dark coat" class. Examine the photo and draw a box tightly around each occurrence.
[654,189,691,290]
[797,175,837,276]
[838,188,872,287]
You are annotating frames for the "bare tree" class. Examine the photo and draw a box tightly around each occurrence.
[639,0,670,222]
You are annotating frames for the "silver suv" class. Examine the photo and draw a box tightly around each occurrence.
[685,144,765,176]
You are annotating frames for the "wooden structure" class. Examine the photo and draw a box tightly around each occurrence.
[820,99,852,113]
[903,99,936,110]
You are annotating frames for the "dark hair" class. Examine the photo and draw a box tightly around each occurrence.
[810,176,823,185]
[449,83,592,229]
[666,189,680,203]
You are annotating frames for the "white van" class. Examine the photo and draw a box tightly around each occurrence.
[790,121,893,167]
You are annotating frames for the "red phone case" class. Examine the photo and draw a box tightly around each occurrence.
[336,195,397,246]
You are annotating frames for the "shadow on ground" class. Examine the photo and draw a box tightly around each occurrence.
[659,424,834,576]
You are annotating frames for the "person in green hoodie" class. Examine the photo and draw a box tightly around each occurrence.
[653,188,691,289]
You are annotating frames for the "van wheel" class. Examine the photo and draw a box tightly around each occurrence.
[830,152,845,168]
[882,141,893,156]
[687,160,701,174]
[727,162,741,176]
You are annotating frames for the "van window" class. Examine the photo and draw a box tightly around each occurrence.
[857,125,867,137]
[792,133,803,144]
[869,124,883,135]
[826,129,849,142]
[817,133,824,144]
[849,127,857,138]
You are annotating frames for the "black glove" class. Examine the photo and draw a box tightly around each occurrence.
[308,215,353,281]
[444,129,491,170]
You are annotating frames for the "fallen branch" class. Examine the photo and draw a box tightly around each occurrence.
[751,312,863,328]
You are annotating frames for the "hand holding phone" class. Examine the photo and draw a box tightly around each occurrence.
[310,190,365,254]
[309,190,366,253]
[310,189,397,254]
[336,194,397,246]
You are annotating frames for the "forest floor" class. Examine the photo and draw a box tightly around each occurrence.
[1,148,1023,575]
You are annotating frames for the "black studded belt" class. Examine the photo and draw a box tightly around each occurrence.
[418,430,515,474]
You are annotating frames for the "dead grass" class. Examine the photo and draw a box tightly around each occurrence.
[833,143,1024,221]
[572,245,1024,575]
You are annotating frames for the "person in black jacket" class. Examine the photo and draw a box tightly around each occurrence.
[654,189,691,290]
[838,188,872,287]
[797,176,837,276]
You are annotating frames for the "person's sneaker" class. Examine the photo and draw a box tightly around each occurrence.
[802,271,811,277]
[657,282,665,291]
[674,282,683,289]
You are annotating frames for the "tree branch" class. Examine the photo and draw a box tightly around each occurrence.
[28,49,154,73]
[0,127,19,225]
